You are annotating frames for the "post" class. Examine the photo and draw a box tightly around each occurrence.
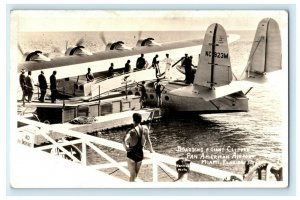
[125,80,128,100]
[123,75,130,100]
[81,141,87,166]
[62,87,65,123]
[37,84,40,99]
[98,85,101,116]
[152,157,158,182]
[63,87,65,108]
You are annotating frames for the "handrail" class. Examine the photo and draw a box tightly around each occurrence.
[17,116,243,182]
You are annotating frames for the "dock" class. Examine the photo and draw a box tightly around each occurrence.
[15,86,253,184]
[20,108,161,146]
[53,108,161,133]
[11,143,125,188]
[18,95,143,124]
[16,117,244,185]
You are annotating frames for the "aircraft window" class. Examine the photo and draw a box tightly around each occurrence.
[65,78,69,81]
[135,92,140,96]
[165,96,170,101]
[150,94,154,99]
[128,91,133,95]
[79,85,84,90]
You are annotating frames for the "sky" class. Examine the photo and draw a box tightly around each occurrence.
[11,10,288,32]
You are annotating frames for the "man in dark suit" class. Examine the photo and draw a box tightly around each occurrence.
[25,71,34,102]
[136,53,146,70]
[38,71,47,102]
[19,69,26,102]
[50,71,57,103]
[107,63,114,78]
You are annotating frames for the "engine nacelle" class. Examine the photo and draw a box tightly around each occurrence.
[136,38,161,47]
[105,41,132,51]
[24,50,51,62]
[65,46,93,56]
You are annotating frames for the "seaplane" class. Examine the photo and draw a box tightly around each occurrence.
[17,18,281,115]
[17,27,240,95]
[125,18,282,113]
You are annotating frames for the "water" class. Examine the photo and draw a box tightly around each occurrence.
[19,30,285,181]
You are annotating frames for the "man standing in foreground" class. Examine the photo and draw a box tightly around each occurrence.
[123,113,155,182]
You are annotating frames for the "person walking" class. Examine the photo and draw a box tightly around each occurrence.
[123,113,155,182]
[25,71,34,102]
[50,71,57,103]
[162,53,173,79]
[152,54,159,69]
[38,71,47,102]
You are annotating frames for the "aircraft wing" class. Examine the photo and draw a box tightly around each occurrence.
[17,39,204,82]
[168,80,253,101]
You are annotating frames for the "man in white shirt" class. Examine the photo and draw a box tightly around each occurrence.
[162,53,173,79]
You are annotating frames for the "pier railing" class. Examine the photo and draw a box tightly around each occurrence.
[17,116,242,182]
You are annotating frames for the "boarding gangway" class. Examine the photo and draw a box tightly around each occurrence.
[75,68,157,101]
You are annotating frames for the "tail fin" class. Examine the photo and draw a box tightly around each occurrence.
[241,18,282,81]
[193,23,233,89]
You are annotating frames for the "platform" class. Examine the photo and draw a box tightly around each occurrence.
[18,108,161,146]
[11,143,125,188]
[18,95,142,124]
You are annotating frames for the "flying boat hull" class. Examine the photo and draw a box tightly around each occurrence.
[133,81,249,114]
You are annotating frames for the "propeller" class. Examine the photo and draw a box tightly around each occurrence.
[137,31,142,40]
[65,40,69,51]
[100,32,107,45]
[75,37,84,47]
[17,43,25,55]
